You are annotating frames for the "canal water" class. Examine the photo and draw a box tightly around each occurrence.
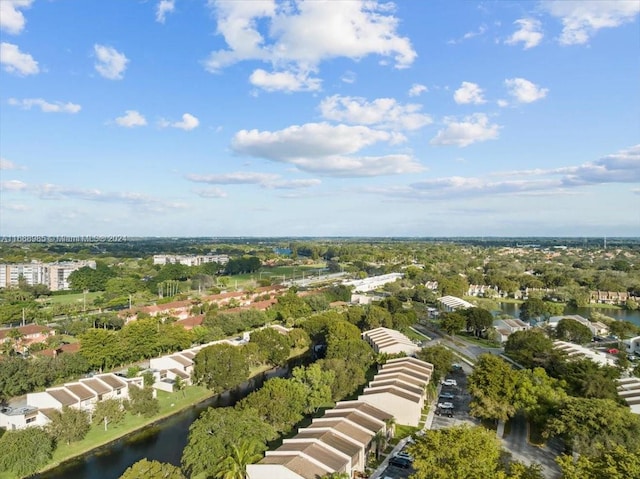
[34,367,290,479]
[498,302,640,327]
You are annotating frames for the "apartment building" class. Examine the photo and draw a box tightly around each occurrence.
[0,260,96,291]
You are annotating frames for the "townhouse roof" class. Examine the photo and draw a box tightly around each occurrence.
[373,371,426,387]
[170,368,190,379]
[361,386,422,403]
[80,378,112,395]
[307,419,373,445]
[274,442,347,471]
[379,365,431,382]
[332,400,394,422]
[96,374,128,389]
[169,355,192,367]
[0,324,52,341]
[384,356,433,371]
[368,379,423,396]
[322,409,383,433]
[176,315,204,329]
[259,455,330,479]
[47,388,78,406]
[293,430,361,458]
[65,383,95,400]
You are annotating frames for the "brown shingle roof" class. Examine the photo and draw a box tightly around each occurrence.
[333,400,394,422]
[47,388,78,406]
[323,410,383,433]
[80,378,111,395]
[276,442,347,471]
[96,374,127,389]
[259,455,329,479]
[308,418,373,445]
[294,430,361,458]
[65,383,95,400]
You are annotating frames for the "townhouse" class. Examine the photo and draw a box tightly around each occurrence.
[362,327,421,356]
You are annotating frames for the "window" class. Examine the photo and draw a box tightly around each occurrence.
[26,417,36,424]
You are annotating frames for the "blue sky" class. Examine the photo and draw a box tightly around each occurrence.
[1,0,639,237]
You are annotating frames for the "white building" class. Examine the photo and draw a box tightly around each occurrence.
[152,254,229,266]
[492,318,531,343]
[437,295,473,312]
[617,378,640,415]
[343,273,404,293]
[547,315,609,338]
[553,340,616,367]
[0,260,96,291]
[623,336,640,355]
[362,327,420,356]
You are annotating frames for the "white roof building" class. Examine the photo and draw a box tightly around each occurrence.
[343,273,404,293]
[437,295,473,312]
[623,336,640,355]
[548,315,608,337]
[617,378,640,415]
[362,327,420,356]
[553,340,616,367]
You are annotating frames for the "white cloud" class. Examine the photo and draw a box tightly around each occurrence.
[249,68,321,92]
[505,18,543,49]
[430,113,500,147]
[160,113,199,130]
[8,98,81,113]
[0,180,28,191]
[187,172,321,190]
[115,110,147,127]
[231,122,422,177]
[194,187,227,198]
[448,24,488,44]
[542,0,640,45]
[497,99,509,108]
[0,42,38,75]
[454,82,486,105]
[504,77,548,103]
[156,0,175,23]
[341,71,357,84]
[408,83,428,97]
[94,44,129,80]
[319,95,432,131]
[0,0,33,34]
[0,158,24,170]
[204,0,416,91]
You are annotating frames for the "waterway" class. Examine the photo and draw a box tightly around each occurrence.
[34,366,291,479]
[498,302,640,327]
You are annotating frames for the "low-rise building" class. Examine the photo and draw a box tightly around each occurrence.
[492,318,531,343]
[437,295,473,312]
[617,378,640,415]
[553,340,616,367]
[362,327,420,356]
[548,315,608,337]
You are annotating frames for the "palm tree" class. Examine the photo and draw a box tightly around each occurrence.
[214,441,262,479]
[384,417,396,440]
[371,430,386,460]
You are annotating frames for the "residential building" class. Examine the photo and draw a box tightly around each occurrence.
[437,295,473,312]
[492,318,530,343]
[548,315,608,337]
[362,327,420,356]
[152,254,229,266]
[617,378,640,415]
[553,341,616,367]
[0,260,96,291]
[343,273,404,293]
[623,336,640,355]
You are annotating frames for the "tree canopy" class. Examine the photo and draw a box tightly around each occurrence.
[119,459,185,479]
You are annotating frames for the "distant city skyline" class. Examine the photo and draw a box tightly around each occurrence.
[1,0,639,237]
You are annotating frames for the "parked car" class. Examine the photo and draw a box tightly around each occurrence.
[389,456,412,469]
[451,363,463,370]
[438,402,454,409]
[396,451,414,462]
[608,348,619,354]
[439,392,455,400]
[442,379,458,386]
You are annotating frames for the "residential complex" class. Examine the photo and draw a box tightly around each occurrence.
[0,260,96,291]
[152,254,229,266]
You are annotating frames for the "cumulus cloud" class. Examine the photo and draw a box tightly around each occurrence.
[454,82,486,105]
[160,113,199,130]
[430,113,500,147]
[194,187,227,198]
[0,158,24,170]
[231,122,422,177]
[115,110,147,127]
[156,0,175,23]
[0,42,38,75]
[319,95,432,131]
[542,0,640,45]
[94,44,129,80]
[408,83,428,97]
[0,0,33,34]
[504,77,548,103]
[249,68,321,92]
[8,97,81,113]
[505,18,543,49]
[2,180,186,212]
[186,171,321,190]
[204,0,416,91]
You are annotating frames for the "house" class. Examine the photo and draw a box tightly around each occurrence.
[548,315,608,337]
[553,341,616,367]
[0,406,51,431]
[0,324,54,353]
[362,327,420,356]
[437,295,473,312]
[492,319,531,343]
[617,378,640,415]
[623,336,640,355]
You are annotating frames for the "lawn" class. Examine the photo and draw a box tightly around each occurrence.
[38,291,103,306]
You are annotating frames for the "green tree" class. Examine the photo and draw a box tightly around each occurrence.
[237,377,307,433]
[119,459,185,479]
[504,329,554,369]
[0,427,54,477]
[249,327,291,367]
[556,444,640,479]
[408,425,505,479]
[555,318,593,344]
[193,343,250,393]
[92,398,125,431]
[79,328,123,371]
[46,406,91,445]
[214,440,263,479]
[318,357,368,401]
[182,407,276,478]
[462,307,494,337]
[440,311,466,336]
[467,354,518,422]
[291,363,335,413]
[519,298,549,322]
[416,344,454,383]
[126,384,160,418]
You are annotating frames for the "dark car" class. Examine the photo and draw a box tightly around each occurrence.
[389,456,412,469]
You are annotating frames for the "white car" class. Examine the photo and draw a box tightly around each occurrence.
[438,402,454,409]
[442,379,458,386]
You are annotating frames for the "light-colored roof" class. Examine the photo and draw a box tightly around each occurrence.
[259,455,330,479]
[80,378,112,395]
[169,355,192,367]
[96,374,128,389]
[322,409,384,433]
[274,442,347,472]
[333,400,394,422]
[308,419,373,445]
[47,388,78,406]
[293,430,361,458]
[362,386,421,403]
[65,383,95,400]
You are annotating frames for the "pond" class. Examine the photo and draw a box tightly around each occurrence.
[498,302,640,327]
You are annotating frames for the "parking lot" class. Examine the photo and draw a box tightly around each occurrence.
[431,365,479,430]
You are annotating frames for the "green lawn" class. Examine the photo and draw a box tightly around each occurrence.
[38,291,103,306]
